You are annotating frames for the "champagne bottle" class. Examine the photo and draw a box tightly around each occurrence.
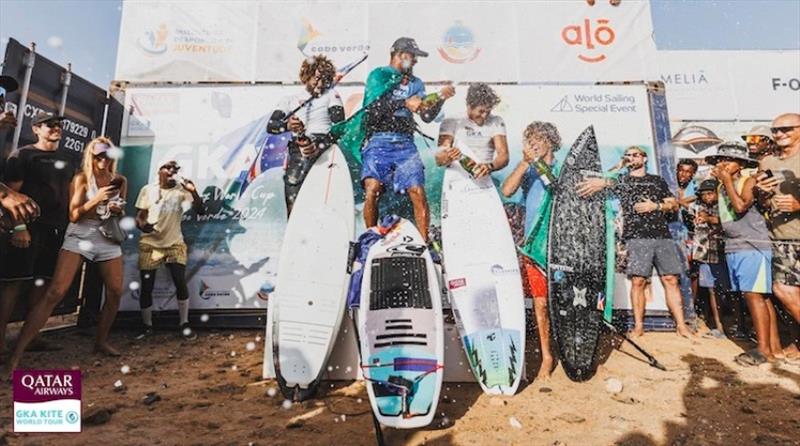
[532,158,556,187]
[459,156,478,177]
[422,92,441,107]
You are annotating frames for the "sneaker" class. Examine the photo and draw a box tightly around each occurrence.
[135,325,154,340]
[180,324,198,341]
[428,242,442,264]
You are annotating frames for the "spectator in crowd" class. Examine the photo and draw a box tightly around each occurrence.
[756,112,800,361]
[0,112,74,356]
[5,137,127,374]
[691,179,728,338]
[134,160,204,340]
[742,125,777,161]
[708,141,780,365]
[578,146,691,337]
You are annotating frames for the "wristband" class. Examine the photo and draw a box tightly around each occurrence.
[13,224,27,233]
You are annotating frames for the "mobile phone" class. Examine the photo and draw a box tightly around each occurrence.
[109,177,124,190]
[762,169,773,179]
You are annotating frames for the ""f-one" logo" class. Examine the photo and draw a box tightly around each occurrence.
[562,18,615,63]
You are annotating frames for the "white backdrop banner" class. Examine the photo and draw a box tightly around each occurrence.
[117,82,669,313]
[116,0,656,83]
[651,50,800,121]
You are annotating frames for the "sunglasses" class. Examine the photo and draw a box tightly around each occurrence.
[162,165,179,172]
[43,121,62,129]
[744,135,766,143]
[623,153,645,158]
[771,125,799,134]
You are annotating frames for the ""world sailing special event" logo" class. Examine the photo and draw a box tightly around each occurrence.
[437,21,481,64]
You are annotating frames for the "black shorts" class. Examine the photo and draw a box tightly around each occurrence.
[0,222,66,281]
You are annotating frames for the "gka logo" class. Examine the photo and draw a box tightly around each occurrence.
[561,18,615,63]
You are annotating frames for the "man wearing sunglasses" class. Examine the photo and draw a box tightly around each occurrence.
[741,125,777,162]
[757,113,800,361]
[0,111,75,354]
[578,146,691,338]
[134,160,204,340]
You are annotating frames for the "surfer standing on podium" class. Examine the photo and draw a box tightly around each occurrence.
[578,146,693,338]
[267,55,345,215]
[434,82,509,177]
[501,122,562,379]
[360,37,455,243]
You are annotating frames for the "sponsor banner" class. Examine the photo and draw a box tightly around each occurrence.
[367,2,520,83]
[650,50,800,121]
[118,82,665,313]
[116,1,257,82]
[255,2,370,82]
[116,1,655,83]
[516,1,656,82]
[14,370,81,433]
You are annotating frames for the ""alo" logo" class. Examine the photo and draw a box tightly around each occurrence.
[561,18,615,63]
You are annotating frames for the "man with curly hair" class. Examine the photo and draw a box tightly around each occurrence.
[267,55,345,214]
[501,121,562,379]
[434,83,509,177]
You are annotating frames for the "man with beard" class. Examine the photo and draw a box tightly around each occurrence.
[757,113,800,362]
[360,37,455,242]
[578,146,691,337]
[0,112,74,354]
[742,125,777,162]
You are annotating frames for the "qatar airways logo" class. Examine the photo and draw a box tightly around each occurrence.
[14,369,82,433]
[561,18,616,63]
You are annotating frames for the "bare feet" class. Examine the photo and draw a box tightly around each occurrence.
[676,326,694,338]
[536,355,554,380]
[94,342,121,357]
[783,344,800,360]
[631,326,645,337]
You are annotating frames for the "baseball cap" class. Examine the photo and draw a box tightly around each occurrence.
[696,179,719,193]
[740,125,773,141]
[31,111,63,126]
[390,37,428,57]
[159,160,181,171]
[92,143,111,155]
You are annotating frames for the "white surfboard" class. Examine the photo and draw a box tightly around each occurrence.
[440,143,526,395]
[266,145,354,401]
[357,218,444,429]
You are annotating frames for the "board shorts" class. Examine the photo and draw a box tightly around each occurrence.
[698,261,730,292]
[772,240,800,287]
[625,238,683,278]
[361,133,425,194]
[726,249,772,294]
[521,255,547,300]
[0,222,65,281]
[139,241,188,270]
[61,219,123,262]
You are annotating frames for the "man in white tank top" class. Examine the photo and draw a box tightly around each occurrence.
[266,55,344,215]
[435,83,509,178]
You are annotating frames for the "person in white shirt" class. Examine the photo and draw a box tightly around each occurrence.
[434,83,509,177]
[266,55,344,214]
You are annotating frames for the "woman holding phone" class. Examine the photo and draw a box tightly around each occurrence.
[5,137,127,374]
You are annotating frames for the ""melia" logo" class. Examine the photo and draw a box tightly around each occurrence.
[561,18,615,63]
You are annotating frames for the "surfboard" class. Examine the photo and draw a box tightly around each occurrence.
[440,148,526,395]
[548,126,606,382]
[269,145,355,401]
[357,218,444,429]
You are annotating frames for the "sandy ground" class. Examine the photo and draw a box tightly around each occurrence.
[1,322,799,446]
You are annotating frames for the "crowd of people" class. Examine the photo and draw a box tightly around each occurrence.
[0,34,797,379]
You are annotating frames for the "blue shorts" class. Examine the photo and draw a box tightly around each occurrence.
[361,134,425,194]
[726,250,772,294]
[698,262,729,291]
